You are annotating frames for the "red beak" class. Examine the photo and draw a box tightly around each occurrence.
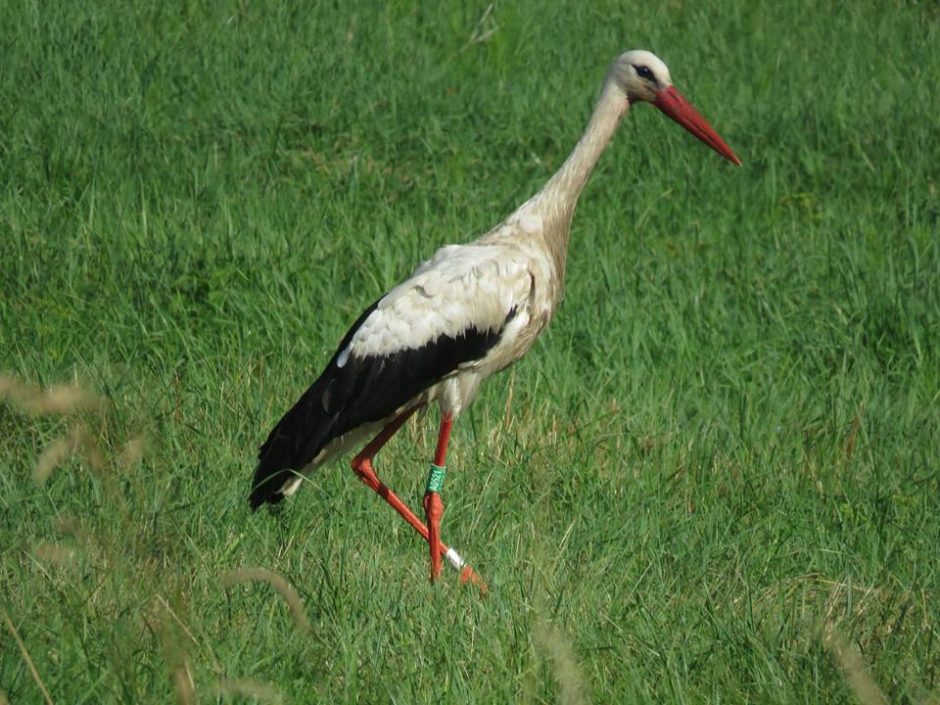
[653,86,742,166]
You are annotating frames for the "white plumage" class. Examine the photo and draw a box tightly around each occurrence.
[250,49,740,586]
[347,243,537,372]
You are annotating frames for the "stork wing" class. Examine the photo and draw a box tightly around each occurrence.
[345,244,531,363]
[251,243,533,508]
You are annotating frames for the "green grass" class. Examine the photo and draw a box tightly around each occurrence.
[2,1,938,702]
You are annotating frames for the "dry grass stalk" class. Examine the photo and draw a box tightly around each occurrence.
[821,624,889,705]
[535,621,590,705]
[2,609,55,705]
[0,374,102,416]
[153,595,199,648]
[148,601,196,705]
[170,658,196,705]
[33,435,77,484]
[464,3,498,48]
[214,677,281,702]
[221,567,311,635]
[32,424,106,484]
[33,427,88,484]
[119,436,146,469]
[34,542,78,567]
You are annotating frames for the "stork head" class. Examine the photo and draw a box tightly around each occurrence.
[610,50,741,166]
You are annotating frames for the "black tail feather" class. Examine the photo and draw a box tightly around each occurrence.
[249,377,337,510]
[249,303,383,510]
[248,469,289,510]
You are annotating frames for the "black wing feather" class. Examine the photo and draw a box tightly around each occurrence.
[249,301,517,509]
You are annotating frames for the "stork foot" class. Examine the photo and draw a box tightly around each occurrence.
[349,410,487,592]
[460,565,489,595]
[352,457,486,591]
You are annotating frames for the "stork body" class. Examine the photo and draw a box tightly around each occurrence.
[250,50,740,585]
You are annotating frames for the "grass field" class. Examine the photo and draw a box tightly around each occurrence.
[2,1,939,702]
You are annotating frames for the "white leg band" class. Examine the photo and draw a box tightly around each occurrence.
[445,547,465,571]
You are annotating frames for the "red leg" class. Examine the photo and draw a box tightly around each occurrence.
[351,407,428,539]
[423,416,453,581]
[350,409,487,593]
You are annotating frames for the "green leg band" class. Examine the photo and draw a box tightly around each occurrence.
[426,463,446,493]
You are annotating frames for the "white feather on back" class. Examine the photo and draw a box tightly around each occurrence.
[343,243,535,361]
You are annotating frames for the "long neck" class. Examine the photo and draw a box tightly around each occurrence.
[527,78,628,281]
[543,79,627,208]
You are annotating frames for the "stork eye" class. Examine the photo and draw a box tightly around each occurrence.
[635,65,655,81]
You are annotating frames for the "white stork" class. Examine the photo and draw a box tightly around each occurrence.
[250,50,740,587]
